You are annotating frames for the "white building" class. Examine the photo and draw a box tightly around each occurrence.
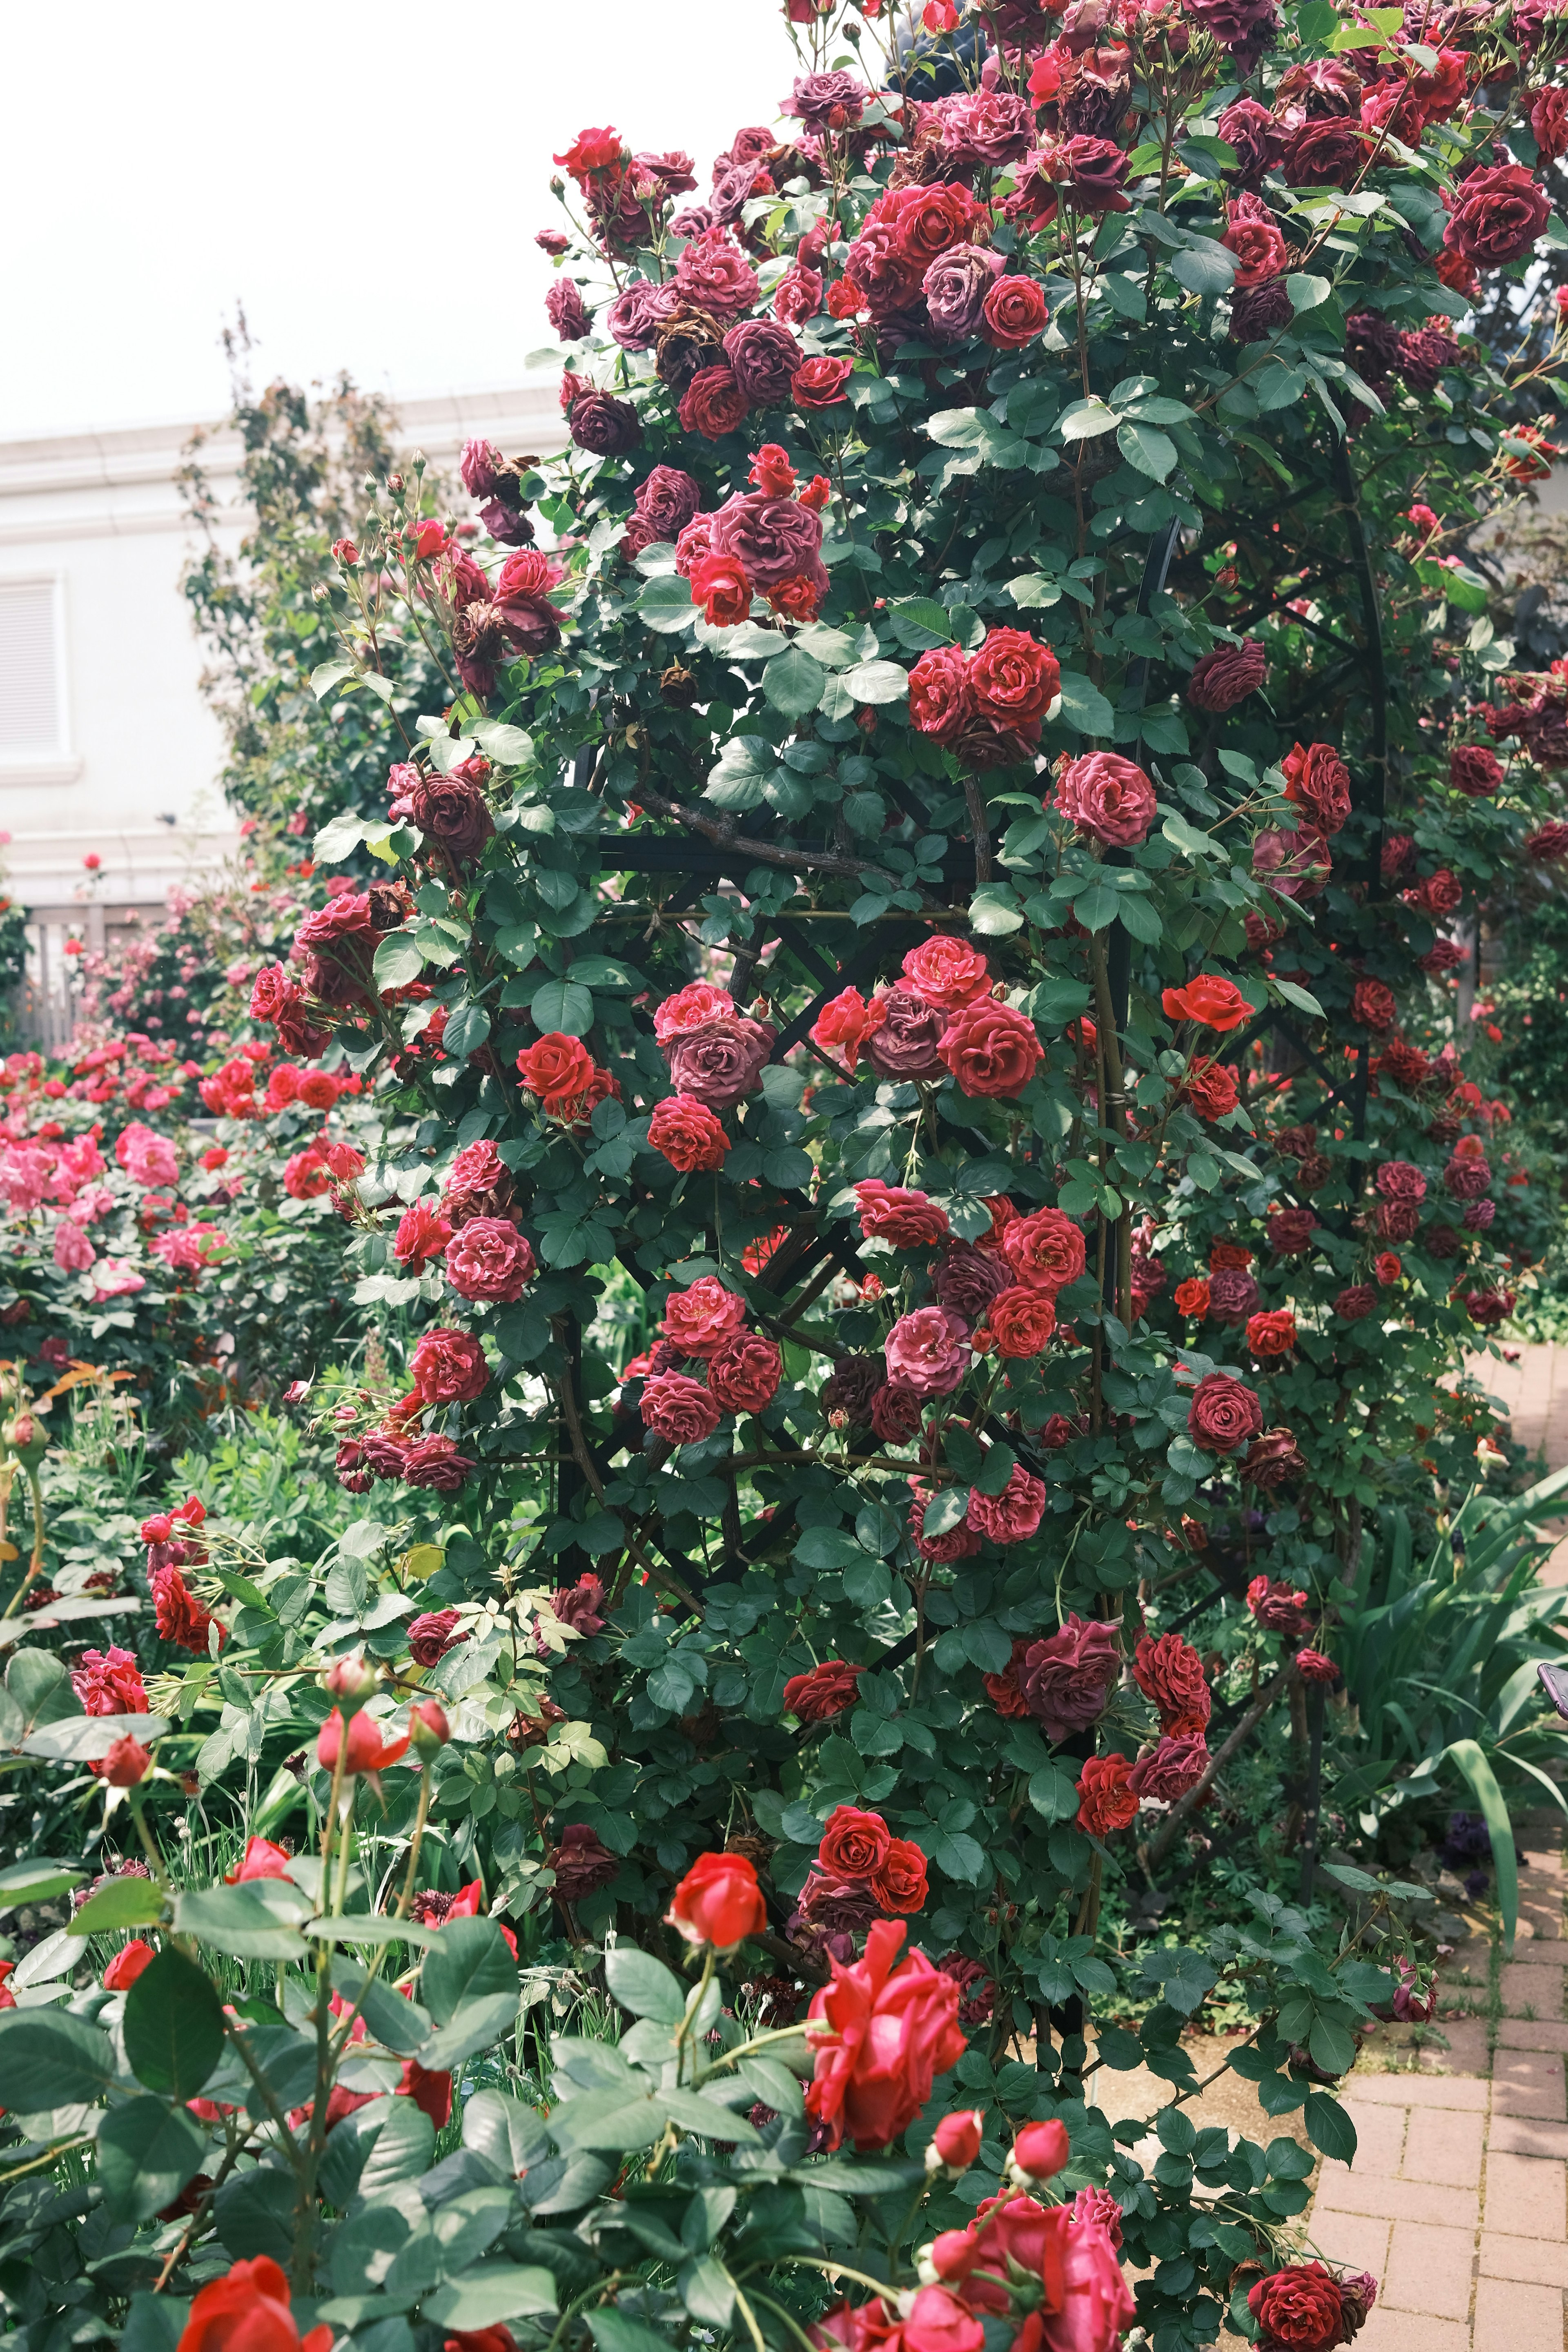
[0,383,561,1046]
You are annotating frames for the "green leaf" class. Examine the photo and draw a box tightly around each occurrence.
[0,1858,85,1910]
[605,1947,686,2025]
[1273,979,1325,1020]
[310,661,357,703]
[889,596,959,649]
[173,1882,311,1961]
[636,573,699,634]
[969,884,1025,938]
[373,932,424,992]
[762,644,827,718]
[548,2084,668,2152]
[1445,1736,1519,1949]
[1028,1766,1081,1823]
[463,2089,553,2177]
[98,2097,207,2223]
[1172,242,1237,295]
[1056,399,1121,439]
[1056,673,1115,738]
[1303,2091,1358,2163]
[1287,273,1331,313]
[124,1947,228,2098]
[704,736,775,812]
[840,659,909,706]
[123,2294,189,2352]
[588,2311,674,2352]
[215,2169,305,2263]
[680,2255,737,2325]
[529,978,595,1037]
[0,2009,116,2109]
[1117,421,1178,482]
[425,2271,559,2330]
[925,408,985,448]
[421,1916,519,2025]
[472,719,536,766]
[69,1877,169,1936]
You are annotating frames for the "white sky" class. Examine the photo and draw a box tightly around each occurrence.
[0,0,791,442]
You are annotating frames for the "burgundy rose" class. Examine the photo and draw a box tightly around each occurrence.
[1187,1371,1264,1454]
[551,1575,607,1635]
[1283,119,1370,187]
[1062,134,1131,212]
[708,488,826,591]
[1128,1732,1209,1803]
[784,69,867,132]
[679,364,749,439]
[1450,743,1503,798]
[1241,1428,1306,1490]
[461,439,502,498]
[361,1431,409,1479]
[478,496,534,548]
[569,392,641,458]
[820,1356,883,1427]
[1021,1614,1122,1744]
[1399,324,1459,393]
[408,1609,465,1668]
[295,894,378,1009]
[1445,1153,1492,1200]
[723,318,802,407]
[664,1015,777,1108]
[774,261,823,323]
[408,764,495,874]
[673,228,760,321]
[545,279,590,342]
[1208,1267,1260,1325]
[606,280,683,351]
[1267,1206,1318,1254]
[1187,639,1266,711]
[922,245,1006,342]
[1218,95,1285,181]
[1183,0,1278,67]
[1375,1159,1427,1203]
[931,1245,1009,1328]
[400,1435,477,1492]
[1376,1199,1419,1241]
[552,1823,620,1904]
[911,1492,982,1563]
[1230,278,1293,342]
[1444,163,1550,265]
[1346,308,1401,393]
[784,1661,865,1723]
[864,989,949,1081]
[1463,1198,1495,1231]
[1334,1284,1376,1321]
[870,1383,924,1446]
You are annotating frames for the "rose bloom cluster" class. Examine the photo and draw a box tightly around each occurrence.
[630,1271,784,1437]
[811,933,1043,1102]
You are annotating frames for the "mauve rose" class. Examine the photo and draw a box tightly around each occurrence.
[361,1431,409,1479]
[409,766,495,874]
[708,489,826,591]
[1445,163,1551,265]
[570,392,641,457]
[641,1370,722,1444]
[461,439,502,498]
[479,495,534,547]
[707,1332,783,1413]
[606,280,683,351]
[1187,639,1266,711]
[1463,1198,1495,1231]
[1129,1732,1209,1803]
[674,229,760,320]
[819,1356,881,1427]
[785,69,867,131]
[545,279,590,341]
[1231,277,1294,341]
[1445,1153,1492,1200]
[1055,751,1158,847]
[931,1244,1009,1327]
[723,318,802,407]
[1242,1427,1306,1489]
[1450,743,1503,797]
[922,244,1006,341]
[872,1383,924,1446]
[446,1218,537,1303]
[1184,0,1278,63]
[1375,1160,1427,1203]
[1134,1632,1210,1729]
[940,87,1034,165]
[628,466,702,553]
[1218,95,1285,180]
[884,1308,971,1397]
[864,989,949,1080]
[664,1015,775,1109]
[1021,1614,1121,1743]
[1187,1371,1263,1453]
[1252,824,1330,900]
[774,261,823,323]
[967,1462,1047,1544]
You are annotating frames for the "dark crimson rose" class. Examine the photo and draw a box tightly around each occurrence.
[1222,192,1287,287]
[1230,277,1294,342]
[1444,163,1550,265]
[1464,1286,1516,1327]
[1376,1198,1419,1241]
[1399,323,1459,392]
[784,69,867,131]
[1128,1732,1209,1803]
[569,392,641,457]
[1247,1575,1312,1635]
[478,495,534,547]
[678,364,748,439]
[1044,134,1130,214]
[820,1355,883,1427]
[1528,821,1568,861]
[871,1383,924,1446]
[550,1575,607,1635]
[410,1327,488,1405]
[673,227,760,319]
[400,1435,477,1491]
[981,275,1049,347]
[1283,741,1352,835]
[408,1608,467,1667]
[1184,1058,1240,1120]
[1187,1371,1264,1453]
[666,1850,768,1950]
[1375,1159,1427,1203]
[864,989,949,1081]
[1218,95,1285,180]
[1352,978,1396,1031]
[923,244,1005,341]
[708,488,826,591]
[664,1015,776,1108]
[803,1919,966,2152]
[552,1823,620,1903]
[295,894,378,1008]
[1187,638,1266,711]
[545,279,590,341]
[1241,1427,1307,1489]
[1445,1152,1492,1200]
[1450,743,1503,797]
[1283,119,1370,187]
[408,764,495,873]
[908,645,972,744]
[361,1431,410,1479]
[793,355,854,409]
[1020,1613,1121,1742]
[931,1243,1009,1327]
[1182,0,1278,67]
[1267,1206,1318,1254]
[1249,2265,1344,2352]
[1334,1284,1377,1321]
[494,547,564,656]
[707,1332,783,1414]
[784,1660,865,1722]
[1133,1632,1210,1729]
[723,317,802,406]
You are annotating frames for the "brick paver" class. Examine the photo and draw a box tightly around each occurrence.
[1303,1813,1568,2352]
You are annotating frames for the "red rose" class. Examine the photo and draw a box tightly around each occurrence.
[908,645,973,743]
[410,1327,489,1405]
[819,1804,891,1880]
[648,1092,729,1172]
[984,1286,1057,1357]
[445,1218,535,1303]
[1020,1613,1121,1742]
[707,1332,783,1413]
[1002,1207,1087,1294]
[856,1179,951,1247]
[1246,1308,1296,1358]
[1267,1206,1317,1254]
[1375,1159,1427,1203]
[1054,751,1157,847]
[679,363,749,439]
[1248,1575,1311,1635]
[870,1839,930,1914]
[102,1938,157,1991]
[1450,744,1503,797]
[981,274,1049,347]
[1187,638,1265,710]
[1248,2265,1344,2352]
[1163,974,1251,1031]
[1532,85,1568,159]
[783,1660,864,1723]
[901,933,991,1012]
[1405,865,1463,915]
[968,628,1060,730]
[1241,1427,1307,1489]
[966,1462,1047,1545]
[1282,741,1352,836]
[812,986,882,1071]
[666,1850,768,1950]
[793,355,855,409]
[640,1370,722,1443]
[882,180,990,273]
[1133,1632,1211,1730]
[1183,1058,1239,1120]
[179,2258,333,2352]
[1221,193,1287,287]
[662,1275,747,1359]
[1174,1276,1210,1318]
[1187,1371,1263,1453]
[1444,163,1550,265]
[517,1032,595,1101]
[690,551,751,626]
[938,998,1044,1098]
[1352,978,1396,1031]
[1076,1753,1138,1835]
[804,1920,967,2151]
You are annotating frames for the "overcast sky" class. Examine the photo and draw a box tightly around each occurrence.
[1,0,789,442]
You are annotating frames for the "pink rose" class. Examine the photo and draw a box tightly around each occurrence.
[445,1217,536,1303]
[640,1370,723,1444]
[884,1308,971,1397]
[1054,752,1158,847]
[664,1016,775,1109]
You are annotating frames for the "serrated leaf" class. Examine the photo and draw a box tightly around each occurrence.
[762,643,827,718]
[1118,421,1178,482]
[1056,399,1121,439]
[529,978,595,1037]
[1056,673,1115,737]
[840,659,909,706]
[1172,242,1237,295]
[636,574,699,634]
[372,932,423,991]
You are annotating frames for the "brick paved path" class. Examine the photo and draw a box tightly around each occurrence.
[1466,1343,1568,1583]
[1307,1828,1567,2352]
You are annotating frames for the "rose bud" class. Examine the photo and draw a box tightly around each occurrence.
[409,1698,451,1757]
[317,1709,411,1775]
[321,1654,378,1703]
[100,1735,151,1787]
[140,1513,174,1545]
[664,1850,768,1951]
[1008,2117,1070,2183]
[927,2108,986,2174]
